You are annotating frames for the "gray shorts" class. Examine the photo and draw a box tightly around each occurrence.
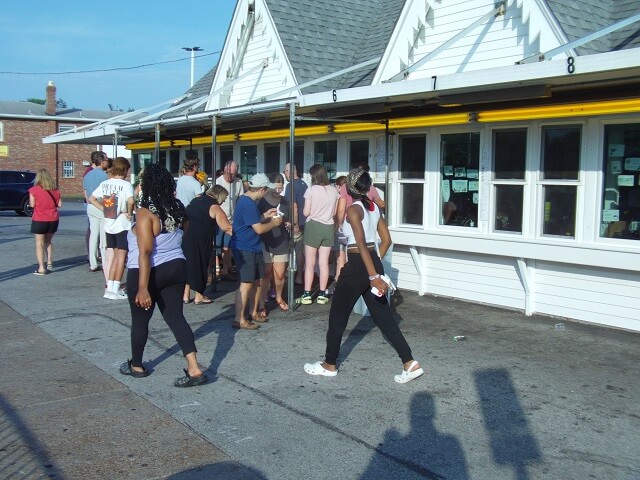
[231,249,266,282]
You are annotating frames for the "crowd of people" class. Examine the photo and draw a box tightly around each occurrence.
[29,152,423,387]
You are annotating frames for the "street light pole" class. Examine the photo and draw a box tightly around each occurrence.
[182,46,203,87]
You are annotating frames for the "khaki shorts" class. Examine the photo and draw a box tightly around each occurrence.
[261,245,289,264]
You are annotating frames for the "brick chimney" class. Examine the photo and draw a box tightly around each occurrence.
[45,81,56,115]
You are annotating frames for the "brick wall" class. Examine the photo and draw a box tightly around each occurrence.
[1,118,98,197]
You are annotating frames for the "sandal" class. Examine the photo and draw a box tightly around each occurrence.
[304,361,338,377]
[119,360,150,378]
[232,321,260,330]
[174,369,208,388]
[394,361,424,384]
[33,269,48,276]
[252,308,269,323]
[276,299,289,312]
[194,298,213,305]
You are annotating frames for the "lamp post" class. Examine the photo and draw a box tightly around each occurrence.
[182,46,203,87]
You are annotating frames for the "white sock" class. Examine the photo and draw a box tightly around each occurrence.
[107,280,115,292]
[113,281,121,293]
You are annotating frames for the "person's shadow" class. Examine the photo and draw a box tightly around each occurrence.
[360,392,469,479]
[474,368,542,480]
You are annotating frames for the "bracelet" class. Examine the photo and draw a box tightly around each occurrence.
[368,274,380,281]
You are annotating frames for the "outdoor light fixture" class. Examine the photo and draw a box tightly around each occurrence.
[182,46,203,87]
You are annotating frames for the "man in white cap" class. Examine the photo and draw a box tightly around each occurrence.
[230,173,284,330]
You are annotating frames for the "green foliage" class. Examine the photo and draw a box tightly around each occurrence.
[26,98,45,105]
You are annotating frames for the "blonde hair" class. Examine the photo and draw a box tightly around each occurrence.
[206,184,228,205]
[34,168,55,191]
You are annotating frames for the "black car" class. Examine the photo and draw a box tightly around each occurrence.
[0,170,36,216]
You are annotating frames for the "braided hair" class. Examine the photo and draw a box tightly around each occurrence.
[139,163,186,232]
[346,167,374,211]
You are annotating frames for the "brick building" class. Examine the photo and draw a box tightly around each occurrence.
[0,82,120,196]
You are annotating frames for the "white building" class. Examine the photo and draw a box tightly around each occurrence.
[45,0,640,330]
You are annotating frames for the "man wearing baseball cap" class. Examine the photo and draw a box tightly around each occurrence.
[230,173,284,329]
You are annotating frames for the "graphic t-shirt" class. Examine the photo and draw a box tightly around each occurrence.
[92,178,134,234]
[230,195,262,253]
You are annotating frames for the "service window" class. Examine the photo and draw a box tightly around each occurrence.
[440,132,480,227]
[220,145,234,168]
[398,135,426,225]
[265,143,281,176]
[600,123,640,240]
[286,140,305,177]
[492,128,526,233]
[349,139,369,170]
[314,140,337,181]
[540,125,581,237]
[169,150,180,177]
[240,145,257,180]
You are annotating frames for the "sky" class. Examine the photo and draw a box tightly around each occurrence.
[0,1,237,111]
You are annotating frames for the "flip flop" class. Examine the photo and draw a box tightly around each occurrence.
[194,298,213,305]
[33,270,48,276]
[304,361,338,377]
[183,298,193,304]
[276,299,289,312]
[394,361,424,384]
[232,321,260,330]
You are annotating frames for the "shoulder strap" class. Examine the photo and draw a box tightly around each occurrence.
[46,189,58,208]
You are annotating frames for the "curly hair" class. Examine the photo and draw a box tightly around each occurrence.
[139,163,186,231]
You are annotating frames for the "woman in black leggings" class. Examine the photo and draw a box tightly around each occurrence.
[304,167,424,384]
[120,163,207,387]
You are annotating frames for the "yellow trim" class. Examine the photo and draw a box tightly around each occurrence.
[126,99,639,150]
[478,99,640,122]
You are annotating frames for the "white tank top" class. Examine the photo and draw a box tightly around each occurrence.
[343,200,379,246]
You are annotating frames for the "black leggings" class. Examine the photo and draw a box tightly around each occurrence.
[127,258,197,367]
[325,251,413,366]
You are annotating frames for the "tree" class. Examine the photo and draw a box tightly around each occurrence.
[25,98,67,108]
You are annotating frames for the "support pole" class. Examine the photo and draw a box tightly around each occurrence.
[211,115,219,292]
[384,121,390,220]
[154,123,161,163]
[287,102,297,311]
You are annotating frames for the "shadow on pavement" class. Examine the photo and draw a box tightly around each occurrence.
[165,460,265,480]
[360,391,469,479]
[0,394,65,480]
[474,368,542,480]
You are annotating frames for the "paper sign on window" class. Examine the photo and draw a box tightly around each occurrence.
[618,175,634,187]
[452,180,468,193]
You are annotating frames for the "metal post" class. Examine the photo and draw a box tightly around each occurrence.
[287,102,296,310]
[384,121,390,220]
[211,115,219,291]
[212,116,217,173]
[154,123,161,163]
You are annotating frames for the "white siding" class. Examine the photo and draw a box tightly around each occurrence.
[389,248,640,331]
[375,0,566,83]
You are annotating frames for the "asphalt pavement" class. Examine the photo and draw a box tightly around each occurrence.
[0,199,638,480]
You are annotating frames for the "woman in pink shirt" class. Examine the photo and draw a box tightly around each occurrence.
[300,165,339,305]
[28,168,62,275]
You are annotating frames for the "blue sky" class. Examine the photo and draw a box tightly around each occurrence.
[0,1,237,111]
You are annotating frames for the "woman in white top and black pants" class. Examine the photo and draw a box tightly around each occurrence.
[304,168,424,383]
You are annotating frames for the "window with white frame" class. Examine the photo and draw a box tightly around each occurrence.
[0,121,4,142]
[62,161,74,178]
[398,135,426,225]
[492,128,527,233]
[58,124,75,133]
[264,143,280,175]
[314,140,337,181]
[600,122,640,240]
[240,145,257,179]
[440,132,480,227]
[540,125,581,237]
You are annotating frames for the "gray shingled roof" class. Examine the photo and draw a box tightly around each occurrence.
[0,100,118,120]
[266,0,404,93]
[546,0,640,55]
[180,0,639,106]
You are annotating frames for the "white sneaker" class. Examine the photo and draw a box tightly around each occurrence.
[103,289,112,299]
[104,290,128,300]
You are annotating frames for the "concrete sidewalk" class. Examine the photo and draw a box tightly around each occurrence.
[0,301,262,480]
[1,201,639,480]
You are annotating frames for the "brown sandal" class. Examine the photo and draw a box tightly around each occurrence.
[276,299,289,312]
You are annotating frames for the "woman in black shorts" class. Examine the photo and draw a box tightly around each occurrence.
[28,168,61,275]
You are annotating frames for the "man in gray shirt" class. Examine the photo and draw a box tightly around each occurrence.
[83,151,109,272]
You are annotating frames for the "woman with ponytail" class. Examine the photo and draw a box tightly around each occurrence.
[304,167,424,384]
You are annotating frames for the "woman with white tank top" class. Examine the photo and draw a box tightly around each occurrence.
[304,168,424,384]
